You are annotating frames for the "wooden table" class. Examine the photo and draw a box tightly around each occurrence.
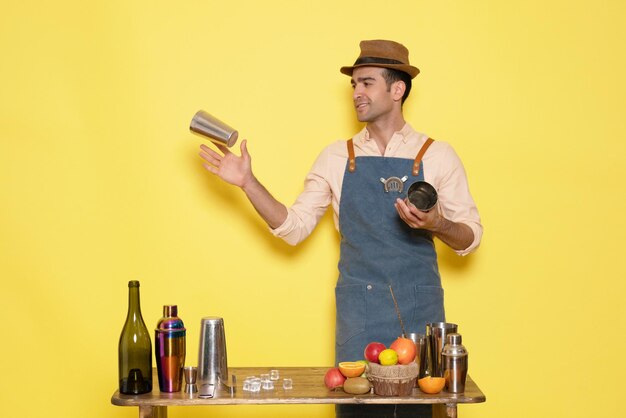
[111,367,486,418]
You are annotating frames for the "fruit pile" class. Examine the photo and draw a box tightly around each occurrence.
[364,338,417,365]
[324,362,370,394]
[324,336,418,395]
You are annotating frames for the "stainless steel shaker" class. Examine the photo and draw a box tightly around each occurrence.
[197,317,229,387]
[408,332,428,380]
[407,181,438,212]
[155,305,186,392]
[189,110,239,147]
[426,322,458,377]
[442,333,468,393]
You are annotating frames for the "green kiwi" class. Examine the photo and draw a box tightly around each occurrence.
[343,377,371,395]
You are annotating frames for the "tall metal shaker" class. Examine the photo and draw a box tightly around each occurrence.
[442,333,468,393]
[198,317,229,386]
[408,332,428,380]
[155,305,186,392]
[426,322,458,377]
[189,110,239,147]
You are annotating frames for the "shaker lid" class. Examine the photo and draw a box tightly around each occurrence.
[443,333,467,356]
[164,305,178,317]
[156,305,186,333]
[447,333,462,345]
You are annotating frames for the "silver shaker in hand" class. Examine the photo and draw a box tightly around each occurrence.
[442,333,468,393]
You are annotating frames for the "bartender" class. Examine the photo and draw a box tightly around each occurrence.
[199,39,482,417]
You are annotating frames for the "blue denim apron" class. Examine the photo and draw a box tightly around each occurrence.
[335,138,445,364]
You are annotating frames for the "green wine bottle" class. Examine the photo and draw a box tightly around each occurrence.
[118,280,152,394]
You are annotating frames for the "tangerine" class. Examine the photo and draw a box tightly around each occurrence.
[417,376,446,394]
[338,361,366,378]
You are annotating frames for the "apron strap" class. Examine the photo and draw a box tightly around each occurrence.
[412,137,434,176]
[346,136,435,175]
[347,138,356,172]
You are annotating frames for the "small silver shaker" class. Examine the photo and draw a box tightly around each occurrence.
[442,333,468,393]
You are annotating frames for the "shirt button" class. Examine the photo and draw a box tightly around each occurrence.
[367,284,373,290]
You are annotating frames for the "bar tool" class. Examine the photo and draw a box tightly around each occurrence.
[198,316,229,387]
[389,285,407,337]
[189,110,238,147]
[408,332,428,380]
[442,333,468,393]
[184,366,198,395]
[155,305,186,392]
[426,322,458,377]
[407,181,438,212]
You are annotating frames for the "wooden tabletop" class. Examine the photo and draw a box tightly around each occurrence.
[111,367,486,407]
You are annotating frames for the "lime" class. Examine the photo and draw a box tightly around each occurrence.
[356,359,368,377]
[378,348,399,366]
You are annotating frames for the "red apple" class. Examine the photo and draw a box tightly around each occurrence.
[390,337,417,365]
[364,342,386,363]
[324,367,346,389]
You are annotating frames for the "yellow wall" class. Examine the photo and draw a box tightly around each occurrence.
[1,1,624,417]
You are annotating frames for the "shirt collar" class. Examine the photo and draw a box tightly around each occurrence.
[357,123,415,144]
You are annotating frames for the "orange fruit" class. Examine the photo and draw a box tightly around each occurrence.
[418,376,446,394]
[338,361,366,378]
[390,337,417,364]
[378,349,399,366]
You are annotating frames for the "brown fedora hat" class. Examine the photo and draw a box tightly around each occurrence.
[340,39,420,79]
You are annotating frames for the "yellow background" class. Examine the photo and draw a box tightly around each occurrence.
[1,1,624,417]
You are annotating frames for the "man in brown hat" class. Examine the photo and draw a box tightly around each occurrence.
[199,39,482,417]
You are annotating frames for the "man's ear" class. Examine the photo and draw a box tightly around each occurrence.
[392,80,406,102]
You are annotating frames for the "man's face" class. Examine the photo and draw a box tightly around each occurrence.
[350,67,398,123]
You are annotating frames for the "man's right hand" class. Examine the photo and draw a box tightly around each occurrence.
[199,139,254,189]
[198,139,288,229]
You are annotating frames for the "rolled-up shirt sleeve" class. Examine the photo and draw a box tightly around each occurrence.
[270,129,482,254]
[427,143,482,256]
[270,148,334,246]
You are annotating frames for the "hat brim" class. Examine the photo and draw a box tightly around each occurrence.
[340,63,420,79]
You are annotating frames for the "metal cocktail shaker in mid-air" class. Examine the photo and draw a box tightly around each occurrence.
[189,110,239,147]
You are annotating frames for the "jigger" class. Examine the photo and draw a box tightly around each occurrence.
[189,110,239,147]
[184,366,198,394]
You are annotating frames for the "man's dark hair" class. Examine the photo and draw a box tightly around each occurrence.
[382,68,412,105]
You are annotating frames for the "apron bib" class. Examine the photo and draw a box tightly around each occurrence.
[335,138,445,363]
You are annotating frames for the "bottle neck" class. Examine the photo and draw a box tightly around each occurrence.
[127,285,143,321]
